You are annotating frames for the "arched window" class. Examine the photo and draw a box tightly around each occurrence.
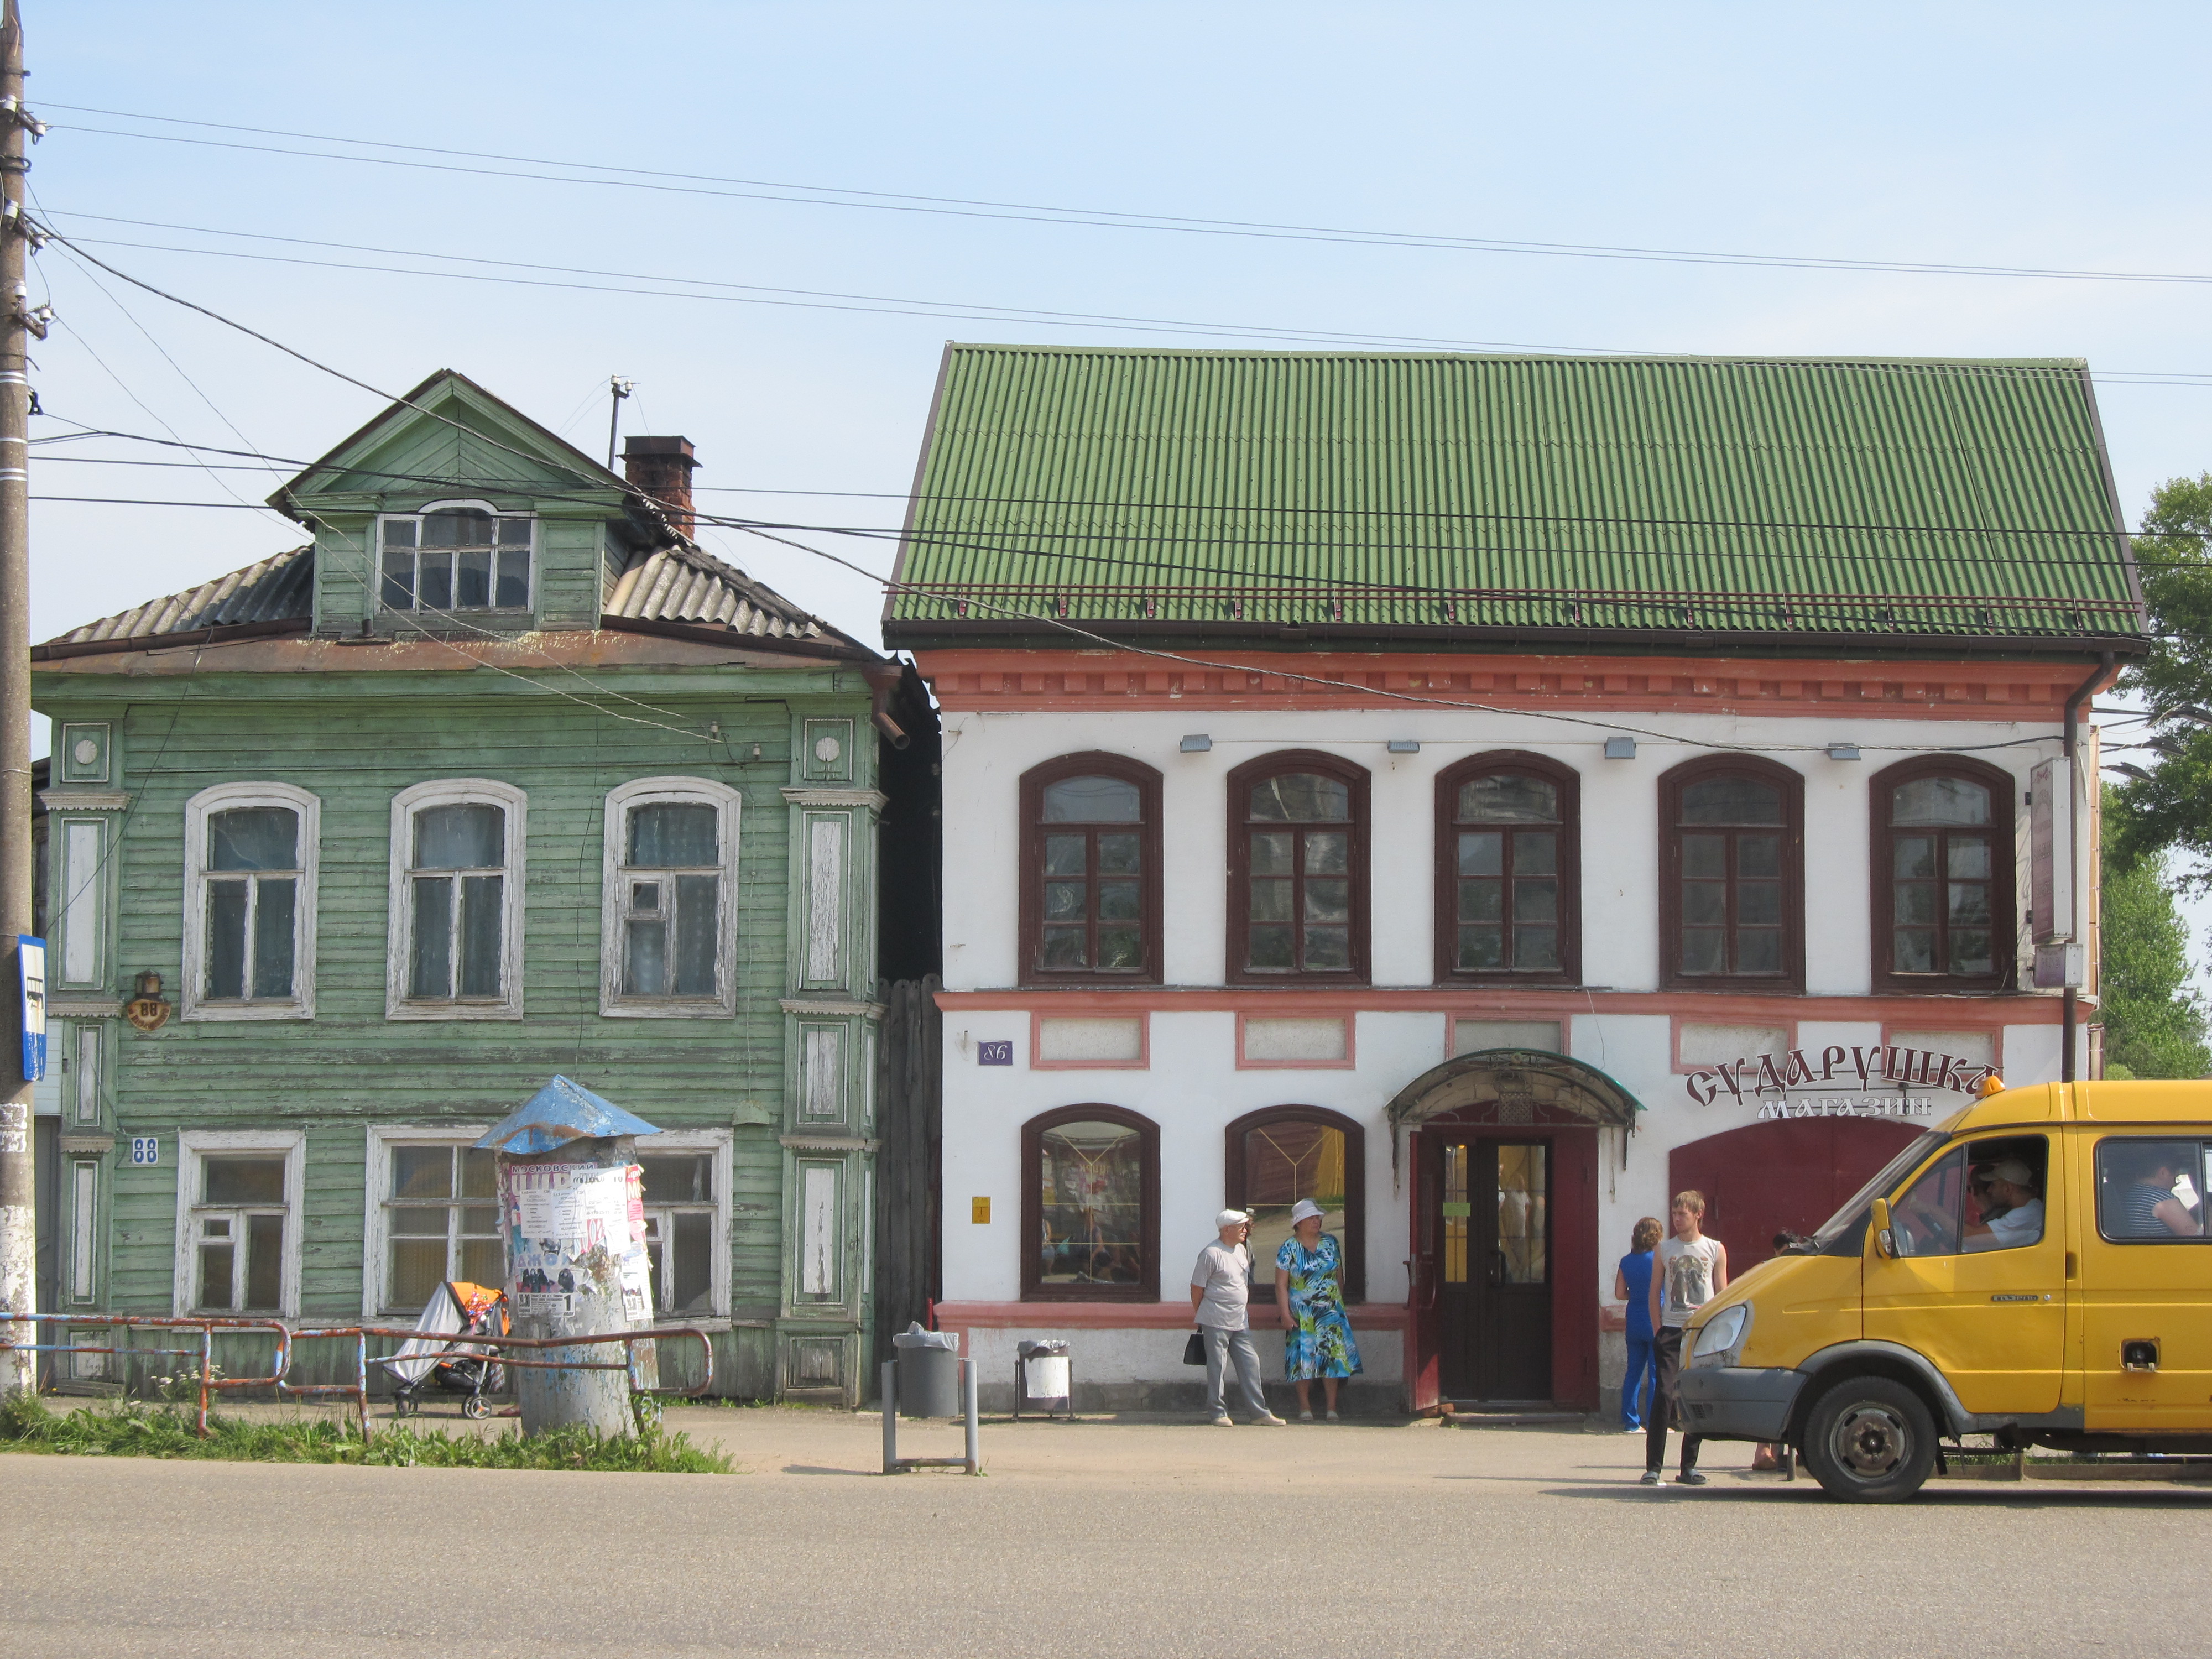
[1871,757,2015,990]
[1227,751,1370,984]
[1020,1105,1160,1302]
[600,776,744,1016]
[181,782,321,1021]
[1660,757,1803,992]
[387,779,528,1020]
[1434,752,1579,985]
[1224,1106,1365,1302]
[1019,754,1162,984]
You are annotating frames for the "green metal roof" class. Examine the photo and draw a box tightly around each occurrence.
[883,346,2145,653]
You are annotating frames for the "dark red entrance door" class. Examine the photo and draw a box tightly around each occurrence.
[1667,1117,1924,1274]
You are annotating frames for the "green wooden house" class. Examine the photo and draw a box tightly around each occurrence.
[28,371,937,1403]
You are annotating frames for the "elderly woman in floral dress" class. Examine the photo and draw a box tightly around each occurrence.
[1274,1198,1362,1420]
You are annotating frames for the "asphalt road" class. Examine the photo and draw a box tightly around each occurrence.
[7,1408,2208,1658]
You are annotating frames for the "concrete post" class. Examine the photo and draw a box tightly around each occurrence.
[479,1076,665,1438]
[500,1135,645,1437]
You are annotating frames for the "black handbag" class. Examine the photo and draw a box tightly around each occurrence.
[1182,1331,1206,1366]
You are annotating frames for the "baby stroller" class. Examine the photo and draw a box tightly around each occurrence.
[377,1280,510,1420]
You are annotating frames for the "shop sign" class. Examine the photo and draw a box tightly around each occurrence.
[1684,1044,1994,1120]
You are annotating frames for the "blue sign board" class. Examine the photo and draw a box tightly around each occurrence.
[17,935,44,1083]
[977,1040,1013,1067]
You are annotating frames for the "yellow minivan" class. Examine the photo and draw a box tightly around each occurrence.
[1676,1079,2211,1501]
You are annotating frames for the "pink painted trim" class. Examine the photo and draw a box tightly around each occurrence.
[1669,1014,1800,1076]
[1442,1013,1567,1063]
[1600,1303,1628,1333]
[937,986,2067,1024]
[1879,1019,2006,1077]
[935,1298,1413,1332]
[1235,1010,1356,1070]
[1029,1009,1151,1071]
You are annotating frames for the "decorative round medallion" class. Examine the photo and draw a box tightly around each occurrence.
[72,738,98,765]
[814,735,841,764]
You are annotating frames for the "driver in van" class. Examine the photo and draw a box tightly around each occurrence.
[1965,1157,2042,1251]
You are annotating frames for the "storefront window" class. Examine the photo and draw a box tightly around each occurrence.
[1225,1106,1365,1301]
[1022,1107,1160,1301]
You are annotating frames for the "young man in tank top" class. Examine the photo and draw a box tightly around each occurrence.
[1641,1190,1728,1486]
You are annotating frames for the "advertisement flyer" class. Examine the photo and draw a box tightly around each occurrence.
[503,1161,654,1321]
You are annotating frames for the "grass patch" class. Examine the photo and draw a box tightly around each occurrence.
[0,1395,733,1472]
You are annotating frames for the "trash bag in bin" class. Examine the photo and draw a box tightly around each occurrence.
[1017,1339,1071,1415]
[891,1322,962,1418]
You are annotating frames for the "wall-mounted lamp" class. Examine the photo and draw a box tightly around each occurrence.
[1603,736,1636,760]
[1386,739,1421,754]
[1826,743,1862,761]
[1180,734,1212,753]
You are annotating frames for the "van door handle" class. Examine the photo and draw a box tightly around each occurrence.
[1989,1293,2048,1303]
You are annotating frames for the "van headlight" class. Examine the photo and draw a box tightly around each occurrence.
[1691,1302,1750,1363]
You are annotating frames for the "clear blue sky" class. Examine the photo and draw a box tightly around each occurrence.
[26,2,2212,964]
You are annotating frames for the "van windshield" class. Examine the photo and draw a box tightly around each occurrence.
[1807,1131,1950,1254]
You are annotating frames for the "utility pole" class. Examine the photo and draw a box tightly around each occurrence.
[0,0,39,1398]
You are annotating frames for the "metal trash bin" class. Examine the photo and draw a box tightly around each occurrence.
[891,1323,962,1419]
[1015,1339,1072,1419]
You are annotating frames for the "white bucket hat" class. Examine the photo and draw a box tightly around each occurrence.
[1288,1198,1326,1226]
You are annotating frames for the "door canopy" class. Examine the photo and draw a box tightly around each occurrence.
[1386,1049,1644,1184]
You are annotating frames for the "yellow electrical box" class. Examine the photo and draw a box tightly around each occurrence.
[971,1196,991,1224]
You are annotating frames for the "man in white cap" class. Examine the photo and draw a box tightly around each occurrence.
[1191,1209,1286,1426]
[1968,1158,2044,1251]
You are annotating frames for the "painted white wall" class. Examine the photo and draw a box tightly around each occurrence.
[937,704,2049,994]
[935,698,2074,1385]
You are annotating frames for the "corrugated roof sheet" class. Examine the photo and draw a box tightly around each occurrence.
[55,545,314,644]
[605,544,830,641]
[885,347,2145,644]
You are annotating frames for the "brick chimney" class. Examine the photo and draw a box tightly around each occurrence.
[622,435,698,538]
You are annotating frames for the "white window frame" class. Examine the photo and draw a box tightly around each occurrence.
[599,777,743,1018]
[635,1128,733,1318]
[387,779,528,1021]
[362,1123,497,1318]
[377,498,535,614]
[172,1129,306,1319]
[181,782,321,1021]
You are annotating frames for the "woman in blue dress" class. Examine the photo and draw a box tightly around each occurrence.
[1274,1198,1361,1420]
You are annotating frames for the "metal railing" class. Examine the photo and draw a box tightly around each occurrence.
[0,1311,713,1440]
[0,1311,290,1435]
[283,1323,714,1438]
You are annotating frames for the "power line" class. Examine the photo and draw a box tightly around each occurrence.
[37,211,2212,389]
[34,221,610,494]
[29,419,2208,556]
[47,102,2212,291]
[725,520,2089,757]
[41,220,1626,359]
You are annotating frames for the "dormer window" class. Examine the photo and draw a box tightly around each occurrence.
[379,503,533,613]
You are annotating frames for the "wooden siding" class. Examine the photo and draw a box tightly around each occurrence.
[47,669,874,1384]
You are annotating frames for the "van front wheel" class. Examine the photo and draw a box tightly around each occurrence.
[1803,1376,1938,1503]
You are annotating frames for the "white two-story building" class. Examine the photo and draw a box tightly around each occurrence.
[884,345,2141,1415]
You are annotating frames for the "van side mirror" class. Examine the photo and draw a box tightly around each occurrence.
[1871,1198,1896,1259]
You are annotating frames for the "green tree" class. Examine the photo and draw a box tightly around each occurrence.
[2114,472,2212,878]
[2100,804,2211,1078]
